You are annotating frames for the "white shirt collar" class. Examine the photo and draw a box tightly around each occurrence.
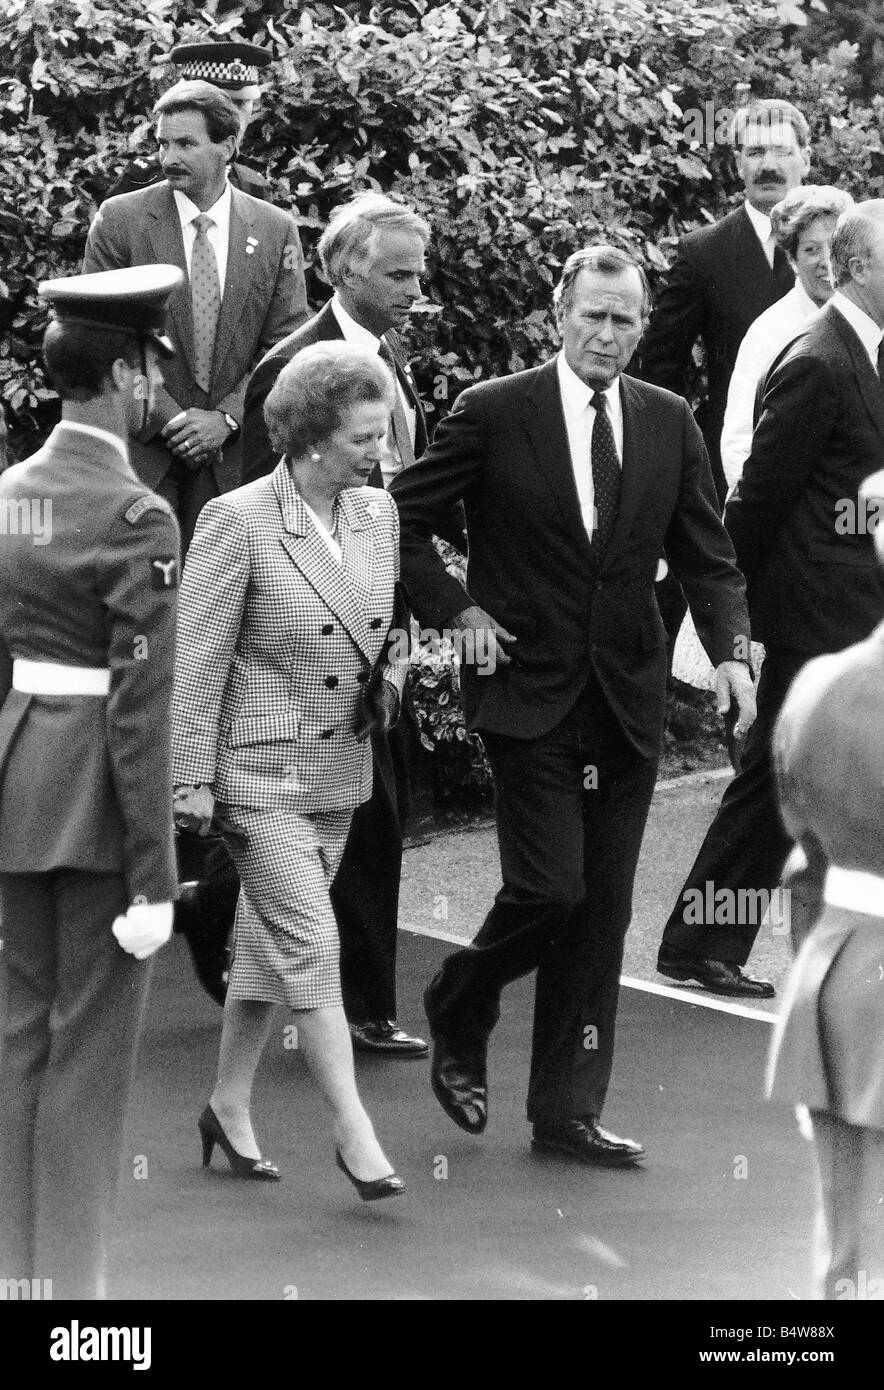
[172,180,232,232]
[330,294,382,351]
[830,290,883,368]
[743,200,773,249]
[556,350,621,419]
[57,421,129,465]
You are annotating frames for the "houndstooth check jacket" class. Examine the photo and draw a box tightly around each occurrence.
[171,458,406,812]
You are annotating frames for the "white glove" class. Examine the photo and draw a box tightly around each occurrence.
[112,901,174,960]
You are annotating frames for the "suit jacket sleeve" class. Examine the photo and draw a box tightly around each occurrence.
[725,352,838,582]
[100,502,180,904]
[171,499,250,787]
[241,350,286,485]
[389,386,487,629]
[664,400,751,665]
[638,238,704,397]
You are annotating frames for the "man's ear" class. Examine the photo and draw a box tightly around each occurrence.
[223,134,238,166]
[109,357,131,393]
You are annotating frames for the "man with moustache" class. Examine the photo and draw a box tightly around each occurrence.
[390,245,754,1164]
[83,80,307,549]
[104,39,277,203]
[657,201,884,998]
[640,99,810,507]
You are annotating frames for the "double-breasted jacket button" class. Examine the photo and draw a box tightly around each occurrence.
[356,670,369,684]
[369,617,382,629]
[321,623,334,635]
[320,728,335,739]
[324,675,339,689]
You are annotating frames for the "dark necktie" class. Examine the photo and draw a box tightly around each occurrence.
[191,213,221,393]
[378,338,416,473]
[590,391,620,558]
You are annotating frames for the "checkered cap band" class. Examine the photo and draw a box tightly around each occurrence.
[180,59,259,86]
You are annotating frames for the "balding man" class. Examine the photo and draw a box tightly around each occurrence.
[657,201,884,996]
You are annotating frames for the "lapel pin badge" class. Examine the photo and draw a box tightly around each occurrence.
[366,499,382,519]
[246,235,259,255]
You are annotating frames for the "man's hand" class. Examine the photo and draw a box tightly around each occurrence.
[112,901,174,960]
[714,660,757,740]
[162,409,232,466]
[452,604,517,668]
[173,784,216,837]
[354,678,399,743]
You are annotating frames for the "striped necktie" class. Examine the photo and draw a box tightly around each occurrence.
[191,213,221,393]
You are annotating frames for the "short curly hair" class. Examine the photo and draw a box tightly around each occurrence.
[771,185,854,261]
[264,340,396,458]
[317,192,430,287]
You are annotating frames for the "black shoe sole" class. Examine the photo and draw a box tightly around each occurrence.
[531,1136,645,1168]
[430,1068,487,1135]
[352,1041,429,1058]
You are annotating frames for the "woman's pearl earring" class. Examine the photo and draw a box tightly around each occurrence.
[310,451,321,462]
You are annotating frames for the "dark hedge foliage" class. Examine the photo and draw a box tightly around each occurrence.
[2,0,882,457]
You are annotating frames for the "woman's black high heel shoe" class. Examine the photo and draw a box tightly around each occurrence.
[335,1148,405,1202]
[198,1104,281,1181]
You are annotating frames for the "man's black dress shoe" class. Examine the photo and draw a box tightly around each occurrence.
[532,1117,645,1167]
[349,1020,428,1058]
[657,952,774,999]
[424,985,487,1134]
[174,883,229,1007]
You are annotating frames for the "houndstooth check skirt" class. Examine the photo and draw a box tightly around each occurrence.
[217,804,353,1009]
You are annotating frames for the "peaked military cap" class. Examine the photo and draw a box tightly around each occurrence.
[170,40,272,91]
[38,265,184,358]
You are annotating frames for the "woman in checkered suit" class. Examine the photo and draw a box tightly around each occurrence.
[172,343,407,1200]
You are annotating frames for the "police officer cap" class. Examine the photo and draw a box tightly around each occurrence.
[38,265,184,358]
[170,40,272,91]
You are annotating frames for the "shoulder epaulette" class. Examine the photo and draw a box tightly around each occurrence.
[124,494,172,525]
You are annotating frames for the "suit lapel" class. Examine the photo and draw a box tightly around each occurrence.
[145,185,192,362]
[522,360,595,564]
[610,376,656,551]
[827,304,884,443]
[272,463,374,660]
[212,188,255,386]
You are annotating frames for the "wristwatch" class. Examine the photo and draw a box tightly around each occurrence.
[221,412,240,437]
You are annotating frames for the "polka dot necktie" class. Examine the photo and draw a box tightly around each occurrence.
[590,391,621,558]
[191,213,221,393]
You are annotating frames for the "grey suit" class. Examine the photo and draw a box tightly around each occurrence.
[82,181,308,544]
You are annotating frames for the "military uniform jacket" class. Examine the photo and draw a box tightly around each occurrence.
[0,425,180,903]
[171,460,406,812]
[767,626,884,1129]
[82,182,309,495]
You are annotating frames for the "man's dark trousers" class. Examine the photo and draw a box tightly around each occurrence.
[659,647,808,965]
[427,673,658,1123]
[332,723,410,1023]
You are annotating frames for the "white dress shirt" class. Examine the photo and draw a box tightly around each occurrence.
[743,200,775,268]
[556,352,623,544]
[830,291,883,370]
[173,182,232,295]
[331,294,417,487]
[720,280,819,492]
[301,498,342,564]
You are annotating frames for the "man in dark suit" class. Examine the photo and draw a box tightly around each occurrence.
[640,99,810,506]
[0,266,181,1298]
[657,201,884,997]
[104,40,276,203]
[389,245,755,1165]
[83,80,308,549]
[240,193,437,1056]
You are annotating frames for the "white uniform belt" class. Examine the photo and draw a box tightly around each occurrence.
[824,865,884,918]
[12,659,111,696]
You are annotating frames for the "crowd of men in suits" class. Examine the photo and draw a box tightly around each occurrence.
[1,37,882,1299]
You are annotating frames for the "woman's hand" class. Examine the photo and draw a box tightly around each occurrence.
[173,784,216,836]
